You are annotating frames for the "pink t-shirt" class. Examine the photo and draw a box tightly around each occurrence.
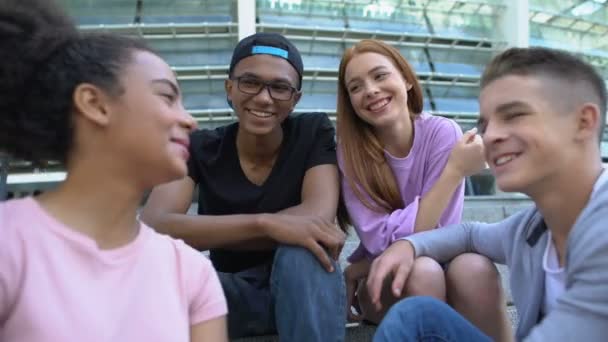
[0,197,227,341]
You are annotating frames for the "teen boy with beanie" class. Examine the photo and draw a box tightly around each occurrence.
[142,33,346,341]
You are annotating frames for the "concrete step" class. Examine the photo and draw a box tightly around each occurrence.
[234,306,518,341]
[233,323,376,342]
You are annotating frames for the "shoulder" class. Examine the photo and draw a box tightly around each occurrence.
[189,122,237,163]
[285,112,334,135]
[0,198,36,282]
[0,197,38,239]
[508,206,545,241]
[144,226,214,274]
[415,112,463,146]
[190,123,234,149]
[494,205,548,261]
[570,185,608,256]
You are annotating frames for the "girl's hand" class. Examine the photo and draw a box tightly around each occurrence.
[446,127,486,178]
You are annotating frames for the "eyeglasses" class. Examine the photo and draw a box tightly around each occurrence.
[231,76,299,101]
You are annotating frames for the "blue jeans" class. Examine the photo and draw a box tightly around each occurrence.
[374,297,492,342]
[217,245,346,341]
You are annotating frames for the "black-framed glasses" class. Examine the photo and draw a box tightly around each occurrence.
[231,76,299,101]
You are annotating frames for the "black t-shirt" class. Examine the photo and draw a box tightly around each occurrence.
[187,113,337,273]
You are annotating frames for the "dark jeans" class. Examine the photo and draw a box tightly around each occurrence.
[374,296,492,342]
[217,245,346,342]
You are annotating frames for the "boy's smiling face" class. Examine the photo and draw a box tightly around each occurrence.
[478,74,581,196]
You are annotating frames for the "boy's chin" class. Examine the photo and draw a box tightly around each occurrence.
[495,176,526,194]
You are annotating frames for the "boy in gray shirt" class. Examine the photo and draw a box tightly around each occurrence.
[367,47,608,341]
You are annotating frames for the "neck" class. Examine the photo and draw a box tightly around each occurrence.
[236,126,283,162]
[376,113,414,158]
[37,157,144,250]
[531,157,602,264]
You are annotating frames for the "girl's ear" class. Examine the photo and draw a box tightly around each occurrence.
[72,83,112,127]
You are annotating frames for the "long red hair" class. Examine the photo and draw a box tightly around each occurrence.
[337,39,424,215]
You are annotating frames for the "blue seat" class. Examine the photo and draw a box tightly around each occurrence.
[63,0,141,25]
[411,61,431,73]
[434,62,483,76]
[433,97,479,113]
[141,14,233,24]
[179,79,226,109]
[423,99,432,112]
[182,94,228,110]
[157,50,231,66]
[259,14,344,29]
[348,19,428,34]
[529,37,567,49]
[298,94,337,110]
[148,38,235,66]
[433,26,490,40]
[302,55,341,69]
[75,15,136,25]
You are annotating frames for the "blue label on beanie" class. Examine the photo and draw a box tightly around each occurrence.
[251,45,288,59]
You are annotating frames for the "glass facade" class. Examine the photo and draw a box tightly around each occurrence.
[529,0,608,80]
[256,0,505,195]
[63,0,240,129]
[529,0,608,167]
[5,0,608,198]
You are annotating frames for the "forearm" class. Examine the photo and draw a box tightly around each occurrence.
[227,201,337,250]
[148,213,270,250]
[230,198,337,250]
[406,215,514,264]
[147,203,335,252]
[229,199,338,250]
[278,202,336,223]
[405,225,472,263]
[414,166,462,233]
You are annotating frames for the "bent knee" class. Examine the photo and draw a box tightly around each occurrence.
[405,257,446,299]
[447,253,498,283]
[446,253,502,305]
[273,245,339,275]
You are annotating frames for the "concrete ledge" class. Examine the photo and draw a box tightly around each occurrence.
[232,324,376,342]
[234,306,518,341]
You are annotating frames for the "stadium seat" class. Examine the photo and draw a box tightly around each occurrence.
[433,97,479,113]
[434,62,483,76]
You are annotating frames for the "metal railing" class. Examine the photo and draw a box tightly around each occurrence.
[0,154,8,201]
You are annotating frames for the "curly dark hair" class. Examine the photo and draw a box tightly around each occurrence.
[0,0,152,164]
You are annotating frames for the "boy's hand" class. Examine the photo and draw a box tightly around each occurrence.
[366,240,415,311]
[261,214,345,272]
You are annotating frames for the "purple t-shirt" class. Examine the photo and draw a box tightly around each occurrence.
[339,112,465,262]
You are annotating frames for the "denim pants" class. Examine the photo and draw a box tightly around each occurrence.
[217,245,346,342]
[374,296,492,342]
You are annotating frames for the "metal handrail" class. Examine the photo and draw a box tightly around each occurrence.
[0,154,8,201]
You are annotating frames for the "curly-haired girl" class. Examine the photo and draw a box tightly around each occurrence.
[0,1,227,340]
